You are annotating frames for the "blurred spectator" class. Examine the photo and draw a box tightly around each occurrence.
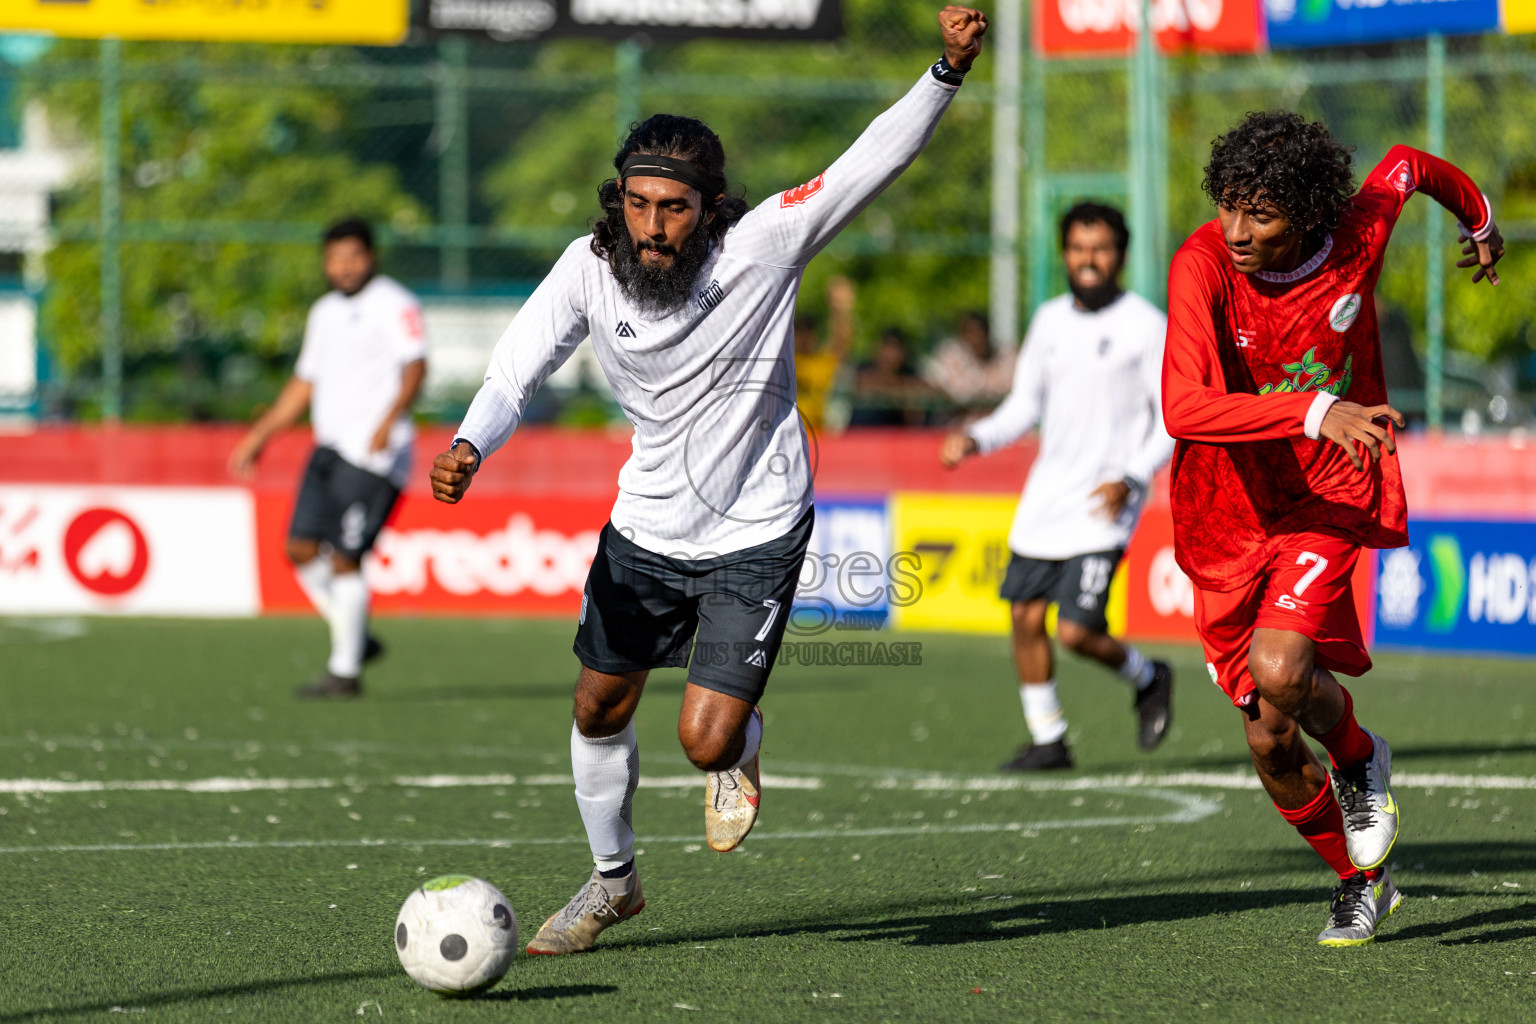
[849,327,934,426]
[794,276,855,431]
[922,310,1016,418]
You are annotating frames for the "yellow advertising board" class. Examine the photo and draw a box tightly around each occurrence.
[0,0,408,45]
[888,492,1126,637]
[1505,0,1536,33]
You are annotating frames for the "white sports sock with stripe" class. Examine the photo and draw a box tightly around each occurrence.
[294,557,333,617]
[572,722,639,872]
[325,570,369,678]
[1119,646,1156,690]
[1021,681,1068,745]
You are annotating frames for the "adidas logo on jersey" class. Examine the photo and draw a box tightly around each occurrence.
[745,649,768,668]
[697,279,726,313]
[616,321,637,338]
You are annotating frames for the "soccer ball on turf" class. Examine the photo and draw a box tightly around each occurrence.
[395,875,518,996]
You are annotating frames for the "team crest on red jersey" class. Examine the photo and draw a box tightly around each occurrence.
[1329,293,1363,333]
[1387,159,1416,196]
[780,173,826,208]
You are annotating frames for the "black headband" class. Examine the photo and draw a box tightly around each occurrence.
[620,153,725,198]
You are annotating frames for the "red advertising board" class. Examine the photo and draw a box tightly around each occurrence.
[255,492,611,616]
[1035,0,1264,55]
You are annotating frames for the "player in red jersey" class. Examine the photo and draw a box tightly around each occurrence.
[1163,112,1504,946]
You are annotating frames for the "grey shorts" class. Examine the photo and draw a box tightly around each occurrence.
[999,549,1124,633]
[573,508,814,705]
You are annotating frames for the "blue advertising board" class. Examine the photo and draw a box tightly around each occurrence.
[1264,0,1500,48]
[1375,519,1536,657]
[794,497,893,630]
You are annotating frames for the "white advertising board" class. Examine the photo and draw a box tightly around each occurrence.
[0,486,259,616]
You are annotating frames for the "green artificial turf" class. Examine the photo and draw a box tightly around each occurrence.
[1,616,1534,1023]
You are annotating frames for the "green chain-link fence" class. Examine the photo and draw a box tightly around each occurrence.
[1,3,1532,429]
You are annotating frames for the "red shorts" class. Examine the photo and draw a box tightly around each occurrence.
[1193,533,1372,711]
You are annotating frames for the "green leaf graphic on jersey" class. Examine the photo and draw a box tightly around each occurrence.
[1426,534,1465,633]
[1258,350,1353,398]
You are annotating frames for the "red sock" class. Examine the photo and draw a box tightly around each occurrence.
[1275,785,1355,879]
[1316,686,1373,771]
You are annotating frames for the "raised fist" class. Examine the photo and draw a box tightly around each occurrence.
[939,6,989,72]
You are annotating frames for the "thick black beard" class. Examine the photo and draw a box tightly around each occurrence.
[606,207,713,316]
[1068,277,1122,312]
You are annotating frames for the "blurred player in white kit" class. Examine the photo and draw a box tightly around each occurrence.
[229,218,427,698]
[942,202,1175,770]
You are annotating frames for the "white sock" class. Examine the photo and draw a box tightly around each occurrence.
[572,722,639,871]
[294,557,333,617]
[727,709,763,772]
[1021,681,1068,745]
[325,570,370,678]
[1119,646,1156,690]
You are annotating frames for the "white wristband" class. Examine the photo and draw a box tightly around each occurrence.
[1304,393,1339,440]
[1458,192,1495,242]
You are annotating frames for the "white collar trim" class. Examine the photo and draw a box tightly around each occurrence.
[1254,234,1333,284]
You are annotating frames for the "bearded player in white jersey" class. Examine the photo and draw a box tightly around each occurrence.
[430,6,988,955]
[942,202,1175,771]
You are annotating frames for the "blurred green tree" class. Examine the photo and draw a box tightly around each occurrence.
[26,40,425,420]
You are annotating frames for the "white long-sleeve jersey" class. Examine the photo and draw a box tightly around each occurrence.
[968,291,1175,561]
[456,69,959,558]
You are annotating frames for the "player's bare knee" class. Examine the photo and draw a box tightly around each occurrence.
[678,721,738,772]
[331,552,361,575]
[572,671,642,738]
[286,538,320,565]
[1055,619,1094,654]
[1011,601,1048,639]
[1247,648,1313,712]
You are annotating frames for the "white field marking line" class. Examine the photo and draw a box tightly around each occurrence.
[0,734,568,761]
[0,773,823,795]
[5,767,1534,796]
[773,762,1536,793]
[0,788,1221,857]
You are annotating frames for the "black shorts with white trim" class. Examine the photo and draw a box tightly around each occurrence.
[999,548,1126,634]
[573,507,813,705]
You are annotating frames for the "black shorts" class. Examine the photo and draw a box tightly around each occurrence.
[999,549,1124,633]
[288,446,401,562]
[573,507,814,705]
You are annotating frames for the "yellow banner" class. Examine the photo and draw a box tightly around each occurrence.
[1505,0,1536,32]
[1,0,408,45]
[889,492,1125,637]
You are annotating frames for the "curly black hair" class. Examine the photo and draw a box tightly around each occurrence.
[590,114,749,263]
[1202,111,1356,237]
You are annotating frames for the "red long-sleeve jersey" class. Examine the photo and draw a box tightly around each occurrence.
[1162,146,1492,590]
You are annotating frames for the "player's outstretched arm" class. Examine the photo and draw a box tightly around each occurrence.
[1317,402,1406,472]
[371,358,427,453]
[227,375,312,480]
[1368,146,1504,286]
[745,7,987,267]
